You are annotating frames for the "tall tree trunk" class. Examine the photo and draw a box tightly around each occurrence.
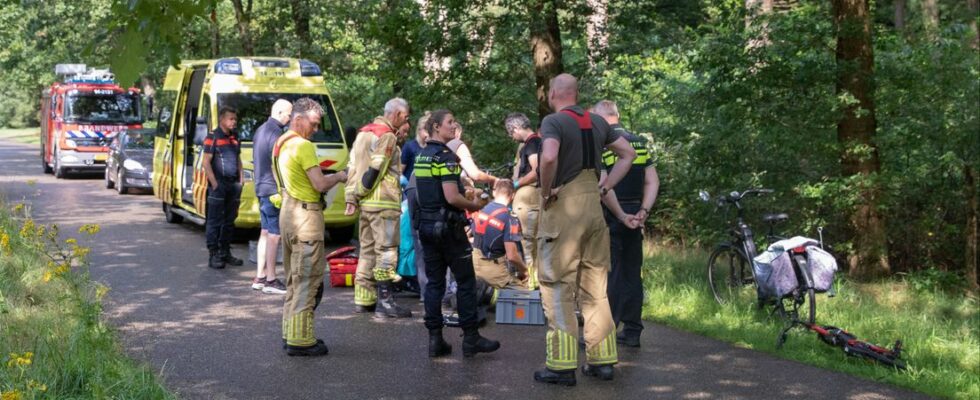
[969,0,979,49]
[289,0,310,57]
[833,0,890,279]
[965,164,979,291]
[210,8,220,57]
[230,0,255,56]
[529,0,563,119]
[745,0,774,48]
[921,0,939,39]
[894,0,906,32]
[585,0,609,72]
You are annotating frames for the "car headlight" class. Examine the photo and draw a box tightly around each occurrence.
[65,139,77,148]
[243,169,254,182]
[61,154,79,163]
[123,159,144,170]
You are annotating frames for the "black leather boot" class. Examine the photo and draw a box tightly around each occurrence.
[462,329,500,357]
[220,244,244,266]
[533,368,577,386]
[375,281,412,318]
[354,304,376,313]
[581,364,615,381]
[428,329,452,357]
[208,249,225,269]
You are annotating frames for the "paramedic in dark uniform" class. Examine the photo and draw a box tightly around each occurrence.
[414,109,500,359]
[505,112,541,290]
[534,74,636,386]
[202,107,244,270]
[472,179,528,290]
[593,100,660,348]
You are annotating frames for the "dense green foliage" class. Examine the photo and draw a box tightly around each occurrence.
[640,245,979,399]
[0,0,976,278]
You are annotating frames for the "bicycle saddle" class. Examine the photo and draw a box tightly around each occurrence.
[763,213,789,223]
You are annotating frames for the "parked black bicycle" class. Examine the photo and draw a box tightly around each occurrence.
[699,189,816,327]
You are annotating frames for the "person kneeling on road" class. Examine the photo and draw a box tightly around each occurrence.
[472,179,528,294]
[273,98,347,356]
[415,109,500,359]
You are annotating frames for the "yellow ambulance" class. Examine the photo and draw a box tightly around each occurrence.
[151,57,355,239]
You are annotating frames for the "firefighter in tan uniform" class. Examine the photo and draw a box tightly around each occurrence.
[504,112,541,290]
[346,98,413,318]
[533,74,637,385]
[274,98,347,356]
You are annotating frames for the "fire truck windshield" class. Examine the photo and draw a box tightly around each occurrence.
[64,93,142,124]
[217,93,341,143]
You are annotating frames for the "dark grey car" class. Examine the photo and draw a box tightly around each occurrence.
[105,129,154,194]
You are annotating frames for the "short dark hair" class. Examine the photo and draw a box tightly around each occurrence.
[291,97,324,118]
[425,109,453,136]
[218,106,237,118]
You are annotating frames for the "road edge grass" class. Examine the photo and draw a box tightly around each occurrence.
[0,127,40,145]
[640,244,979,400]
[0,197,175,399]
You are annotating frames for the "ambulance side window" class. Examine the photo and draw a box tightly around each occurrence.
[154,90,176,138]
[49,94,57,119]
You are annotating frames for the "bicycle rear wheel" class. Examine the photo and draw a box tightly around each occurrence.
[783,254,816,325]
[707,244,755,305]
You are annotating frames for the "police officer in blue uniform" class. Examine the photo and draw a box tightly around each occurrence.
[593,100,659,347]
[202,107,244,269]
[413,109,500,358]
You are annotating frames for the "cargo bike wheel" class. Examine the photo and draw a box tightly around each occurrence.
[707,244,756,305]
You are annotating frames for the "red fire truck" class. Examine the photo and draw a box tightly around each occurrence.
[40,64,143,178]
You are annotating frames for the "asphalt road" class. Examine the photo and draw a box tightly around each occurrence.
[0,139,929,400]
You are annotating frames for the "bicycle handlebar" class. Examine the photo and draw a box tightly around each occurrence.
[713,188,773,207]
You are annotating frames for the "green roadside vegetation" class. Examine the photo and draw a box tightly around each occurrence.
[640,244,979,400]
[0,128,39,145]
[0,198,174,399]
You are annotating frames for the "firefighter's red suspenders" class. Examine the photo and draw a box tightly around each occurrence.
[560,109,597,169]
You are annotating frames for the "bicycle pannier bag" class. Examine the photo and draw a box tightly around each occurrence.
[805,245,837,293]
[753,250,799,300]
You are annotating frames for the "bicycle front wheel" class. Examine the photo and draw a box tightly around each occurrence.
[707,244,755,305]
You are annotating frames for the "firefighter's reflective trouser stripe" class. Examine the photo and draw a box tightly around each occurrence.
[537,171,618,370]
[280,195,326,347]
[472,249,527,290]
[513,185,540,290]
[354,209,401,306]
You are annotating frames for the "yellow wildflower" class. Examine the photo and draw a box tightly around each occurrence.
[1,389,23,400]
[55,263,70,275]
[42,271,52,282]
[0,232,10,256]
[5,352,32,368]
[19,219,35,239]
[12,203,24,213]
[72,245,90,259]
[96,284,110,300]
[26,380,46,392]
[78,224,100,235]
[65,238,77,245]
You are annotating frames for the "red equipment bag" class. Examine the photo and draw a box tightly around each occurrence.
[326,246,358,288]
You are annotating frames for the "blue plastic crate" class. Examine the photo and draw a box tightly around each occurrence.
[495,289,545,325]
